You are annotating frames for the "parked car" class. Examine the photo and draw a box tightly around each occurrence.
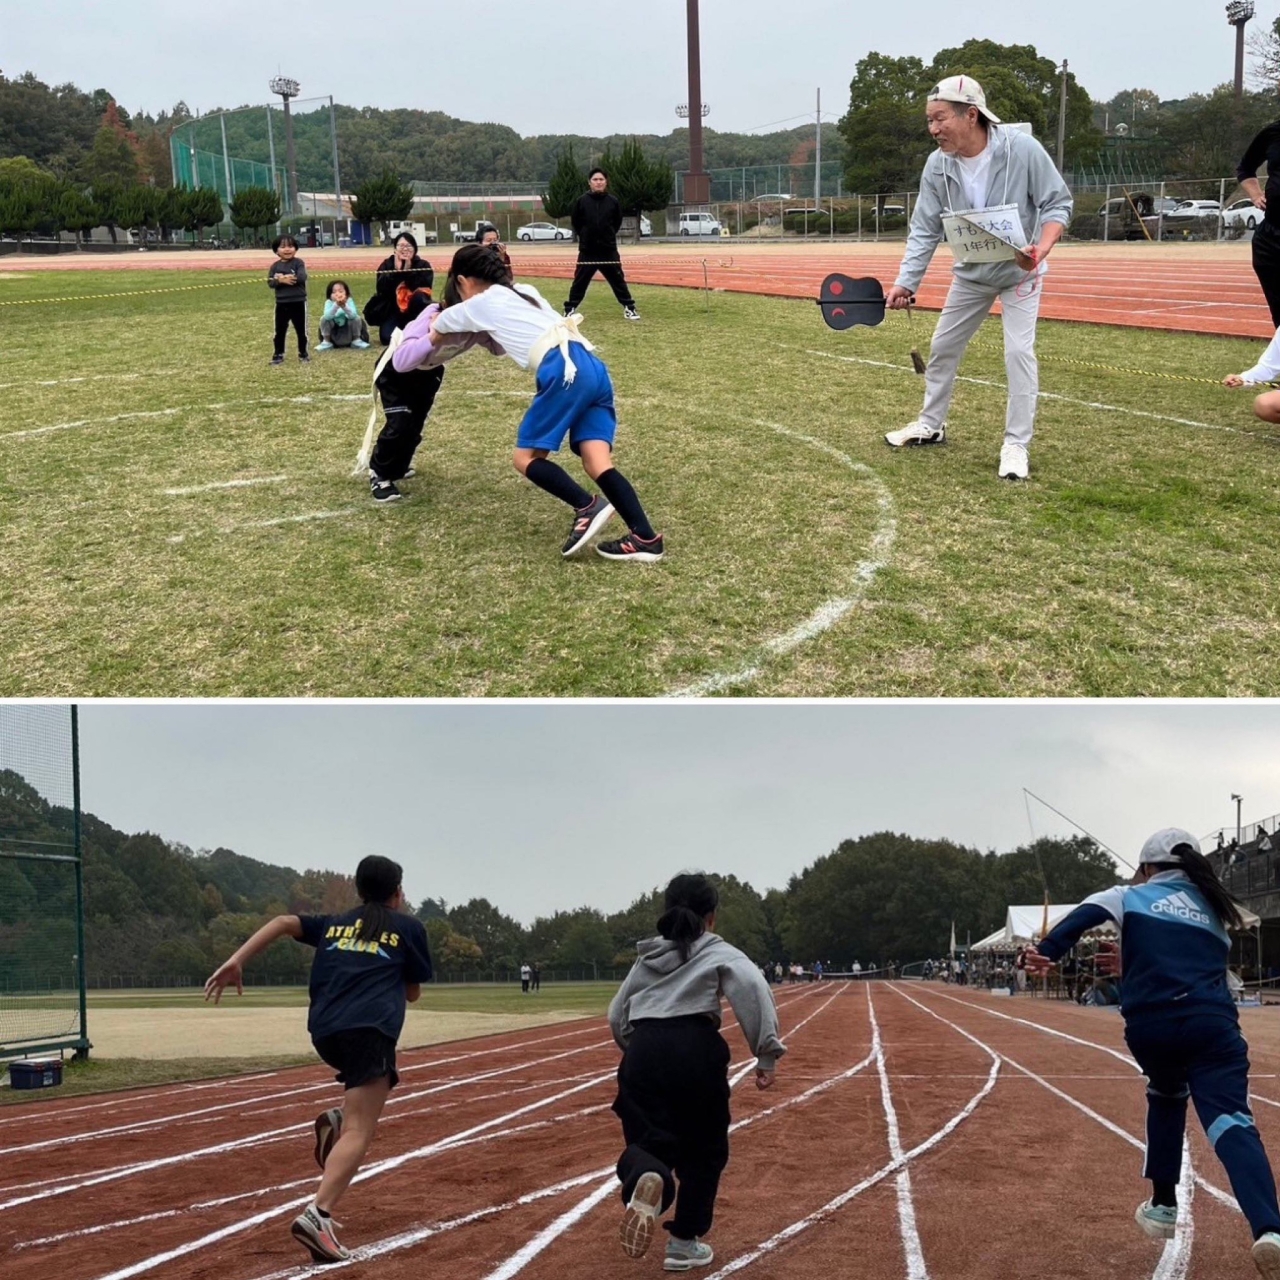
[1222,197,1264,231]
[1163,199,1222,223]
[679,211,722,236]
[516,222,571,241]
[876,203,907,219]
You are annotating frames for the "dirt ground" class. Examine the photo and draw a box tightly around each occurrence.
[82,1005,589,1059]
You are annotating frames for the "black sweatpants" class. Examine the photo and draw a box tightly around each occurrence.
[613,1016,731,1241]
[1253,223,1280,328]
[274,300,308,357]
[567,255,635,309]
[370,364,445,481]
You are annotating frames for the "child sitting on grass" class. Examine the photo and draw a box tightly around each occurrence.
[317,280,371,351]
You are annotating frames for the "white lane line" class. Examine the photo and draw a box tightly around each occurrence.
[868,987,928,1280]
[665,418,896,697]
[163,476,290,496]
[889,985,1197,1279]
[800,347,1247,436]
[166,509,359,543]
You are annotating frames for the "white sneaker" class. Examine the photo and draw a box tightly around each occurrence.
[1134,1200,1177,1240]
[885,421,945,448]
[998,442,1029,480]
[620,1171,664,1258]
[664,1237,714,1271]
[1253,1232,1280,1280]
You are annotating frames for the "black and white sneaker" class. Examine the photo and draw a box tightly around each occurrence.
[562,496,615,557]
[597,532,664,562]
[563,301,576,317]
[299,354,311,364]
[623,306,641,322]
[370,476,402,504]
[270,354,284,366]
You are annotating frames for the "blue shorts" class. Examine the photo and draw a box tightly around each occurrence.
[516,346,617,455]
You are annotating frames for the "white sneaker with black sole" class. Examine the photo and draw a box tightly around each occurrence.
[623,306,641,321]
[885,421,945,448]
[998,442,1029,481]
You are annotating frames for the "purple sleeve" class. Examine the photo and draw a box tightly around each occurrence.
[392,304,441,372]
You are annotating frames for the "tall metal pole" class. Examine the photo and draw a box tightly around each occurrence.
[220,112,234,201]
[283,96,297,215]
[266,105,278,197]
[814,88,822,211]
[1234,793,1245,846]
[328,96,343,228]
[1227,3,1256,99]
[1057,60,1069,173]
[71,704,88,1060]
[685,0,709,205]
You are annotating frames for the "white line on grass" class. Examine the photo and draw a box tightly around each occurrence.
[163,476,290,496]
[665,419,897,697]
[800,348,1246,436]
[165,509,360,543]
[888,985,1197,1279]
[867,987,928,1280]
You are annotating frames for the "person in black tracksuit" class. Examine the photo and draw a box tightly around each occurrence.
[267,235,309,364]
[1237,122,1280,326]
[565,169,640,320]
[608,874,785,1273]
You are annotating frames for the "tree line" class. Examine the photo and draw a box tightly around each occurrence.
[0,766,1121,988]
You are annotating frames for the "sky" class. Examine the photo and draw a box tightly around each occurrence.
[5,1,1273,139]
[42,703,1280,923]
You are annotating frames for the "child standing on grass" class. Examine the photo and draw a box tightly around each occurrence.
[428,242,664,562]
[267,235,309,365]
[1027,829,1280,1280]
[204,854,432,1264]
[608,874,785,1272]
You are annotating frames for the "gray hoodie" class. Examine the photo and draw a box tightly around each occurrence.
[608,932,786,1071]
[895,125,1074,295]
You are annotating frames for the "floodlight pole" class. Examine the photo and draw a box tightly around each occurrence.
[1234,793,1244,846]
[1227,2,1256,99]
[683,0,710,205]
[220,112,234,201]
[1057,60,1069,173]
[328,96,343,232]
[71,704,88,1061]
[271,76,301,215]
[814,88,822,210]
[266,105,278,197]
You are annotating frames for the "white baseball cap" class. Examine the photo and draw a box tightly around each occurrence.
[928,75,1002,125]
[1138,828,1202,865]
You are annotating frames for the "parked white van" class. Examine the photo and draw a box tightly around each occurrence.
[679,211,722,236]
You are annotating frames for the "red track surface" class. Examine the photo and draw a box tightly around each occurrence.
[7,242,1273,340]
[4,982,1279,1280]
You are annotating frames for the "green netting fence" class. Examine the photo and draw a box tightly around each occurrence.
[0,705,88,1061]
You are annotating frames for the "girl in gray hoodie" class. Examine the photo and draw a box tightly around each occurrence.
[608,873,785,1272]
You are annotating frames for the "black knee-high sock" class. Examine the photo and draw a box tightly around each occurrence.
[1151,1180,1178,1209]
[525,458,593,510]
[596,468,656,540]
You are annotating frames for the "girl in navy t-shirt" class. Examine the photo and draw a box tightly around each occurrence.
[205,854,432,1264]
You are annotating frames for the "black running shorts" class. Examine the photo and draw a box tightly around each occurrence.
[312,1028,399,1090]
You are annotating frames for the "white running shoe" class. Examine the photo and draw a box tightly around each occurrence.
[998,442,1030,480]
[664,1237,715,1271]
[291,1205,351,1262]
[1134,1200,1177,1240]
[620,1171,664,1258]
[1253,1232,1280,1280]
[885,421,946,448]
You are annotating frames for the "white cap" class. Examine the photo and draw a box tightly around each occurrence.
[1138,828,1201,866]
[928,75,1002,125]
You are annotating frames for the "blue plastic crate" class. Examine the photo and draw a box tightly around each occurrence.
[8,1059,62,1090]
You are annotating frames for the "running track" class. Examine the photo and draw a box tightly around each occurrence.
[7,242,1273,341]
[3,981,1278,1279]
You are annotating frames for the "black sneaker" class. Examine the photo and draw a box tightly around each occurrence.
[596,532,663,562]
[299,354,311,364]
[370,476,402,503]
[563,301,576,317]
[270,354,284,366]
[562,496,614,558]
[623,306,640,321]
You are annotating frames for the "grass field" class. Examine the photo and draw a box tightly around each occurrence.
[3,266,1279,696]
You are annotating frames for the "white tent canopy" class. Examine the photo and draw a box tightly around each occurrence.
[969,900,1260,951]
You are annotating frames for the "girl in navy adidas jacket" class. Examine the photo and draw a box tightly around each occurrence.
[1029,828,1280,1280]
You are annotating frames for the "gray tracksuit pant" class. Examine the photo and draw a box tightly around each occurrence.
[918,272,1043,447]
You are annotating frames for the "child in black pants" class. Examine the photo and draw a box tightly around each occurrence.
[268,235,309,364]
[608,874,785,1272]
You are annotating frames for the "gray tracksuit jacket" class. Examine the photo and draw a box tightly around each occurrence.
[607,932,786,1071]
[895,125,1074,295]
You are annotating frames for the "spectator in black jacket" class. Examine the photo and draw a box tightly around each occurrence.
[1237,122,1280,325]
[565,169,640,321]
[366,232,435,345]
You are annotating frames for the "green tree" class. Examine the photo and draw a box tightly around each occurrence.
[51,182,100,247]
[0,181,43,249]
[350,169,414,242]
[605,138,674,240]
[228,184,281,242]
[183,186,224,241]
[83,123,139,189]
[557,911,616,973]
[447,897,526,970]
[113,184,156,242]
[541,145,587,219]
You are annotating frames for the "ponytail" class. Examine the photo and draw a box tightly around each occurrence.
[1162,844,1245,932]
[354,854,403,943]
[657,873,719,963]
[443,243,540,311]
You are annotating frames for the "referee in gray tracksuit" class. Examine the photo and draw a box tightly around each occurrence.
[884,76,1073,481]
